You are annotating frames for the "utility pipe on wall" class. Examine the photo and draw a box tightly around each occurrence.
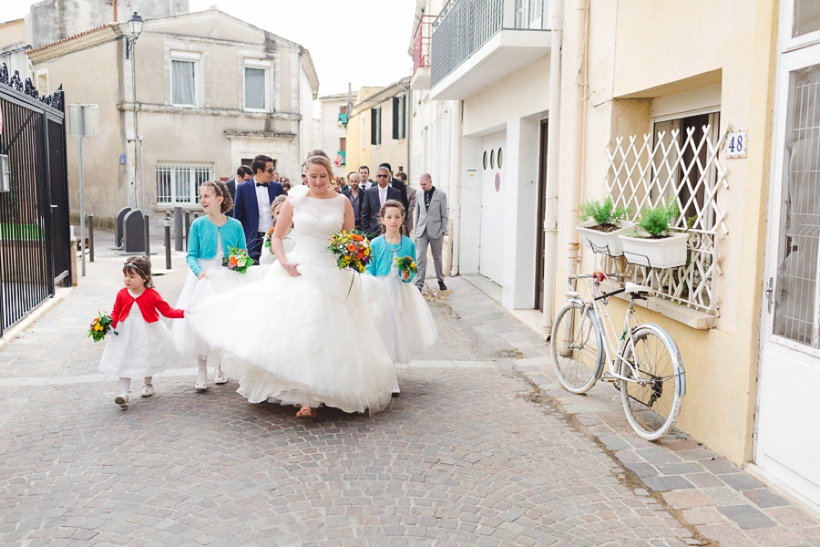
[450,100,463,276]
[541,0,564,335]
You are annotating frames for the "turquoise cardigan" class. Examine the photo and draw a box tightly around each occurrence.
[366,235,416,283]
[186,216,247,276]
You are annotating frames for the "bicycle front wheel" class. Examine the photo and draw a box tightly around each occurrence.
[551,300,604,394]
[620,324,685,440]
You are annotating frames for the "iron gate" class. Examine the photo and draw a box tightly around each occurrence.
[0,63,70,336]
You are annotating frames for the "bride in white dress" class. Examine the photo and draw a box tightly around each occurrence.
[187,153,396,417]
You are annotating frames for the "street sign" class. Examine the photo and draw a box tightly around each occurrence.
[67,104,99,138]
[726,129,747,159]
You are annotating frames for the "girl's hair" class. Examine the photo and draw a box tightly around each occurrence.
[379,199,406,236]
[269,194,288,226]
[199,180,233,213]
[304,151,335,183]
[280,176,290,184]
[123,255,154,288]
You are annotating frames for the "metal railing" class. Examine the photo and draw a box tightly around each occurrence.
[431,0,547,88]
[0,63,70,335]
[413,15,435,75]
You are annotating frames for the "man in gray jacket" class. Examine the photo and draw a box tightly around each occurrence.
[414,173,449,291]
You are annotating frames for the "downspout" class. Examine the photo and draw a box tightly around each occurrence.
[450,100,463,276]
[568,0,588,296]
[395,79,412,180]
[541,0,564,334]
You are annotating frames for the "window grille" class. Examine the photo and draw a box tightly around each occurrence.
[156,164,213,206]
[171,60,196,106]
[601,124,729,314]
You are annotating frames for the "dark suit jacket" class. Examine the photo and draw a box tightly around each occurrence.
[361,185,401,239]
[225,179,238,217]
[390,177,409,212]
[233,177,286,250]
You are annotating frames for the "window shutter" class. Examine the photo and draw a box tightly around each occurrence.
[392,97,399,140]
[371,108,378,145]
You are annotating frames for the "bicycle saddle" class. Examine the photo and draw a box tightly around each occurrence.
[625,283,652,295]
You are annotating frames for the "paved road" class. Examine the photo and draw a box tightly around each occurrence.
[0,241,816,546]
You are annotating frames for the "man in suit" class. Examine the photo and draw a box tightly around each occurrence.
[341,171,364,229]
[379,162,409,213]
[415,173,449,291]
[225,165,252,217]
[234,154,286,263]
[359,165,374,189]
[361,166,401,239]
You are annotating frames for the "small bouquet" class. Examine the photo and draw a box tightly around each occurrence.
[394,255,418,275]
[88,313,117,343]
[223,247,252,273]
[263,227,275,249]
[329,230,371,273]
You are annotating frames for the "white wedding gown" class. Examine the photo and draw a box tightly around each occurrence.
[187,186,396,414]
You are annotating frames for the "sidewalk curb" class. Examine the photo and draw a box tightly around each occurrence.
[0,287,72,352]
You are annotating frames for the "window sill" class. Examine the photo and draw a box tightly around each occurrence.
[614,292,716,330]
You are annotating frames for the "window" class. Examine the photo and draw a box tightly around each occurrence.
[794,0,820,38]
[339,137,346,153]
[392,95,407,140]
[371,106,382,146]
[361,114,367,149]
[171,57,197,106]
[243,59,270,111]
[156,164,212,205]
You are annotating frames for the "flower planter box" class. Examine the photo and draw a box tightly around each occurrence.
[576,220,634,257]
[618,231,689,269]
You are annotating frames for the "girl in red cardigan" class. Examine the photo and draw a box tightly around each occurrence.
[99,256,184,409]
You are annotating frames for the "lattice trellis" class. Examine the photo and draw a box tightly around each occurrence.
[599,125,729,315]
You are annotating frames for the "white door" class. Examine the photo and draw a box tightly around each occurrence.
[479,132,506,284]
[757,14,820,508]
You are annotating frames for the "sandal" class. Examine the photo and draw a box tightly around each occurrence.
[295,406,317,418]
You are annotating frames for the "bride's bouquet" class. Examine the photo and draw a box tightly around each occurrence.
[329,230,371,273]
[223,247,252,273]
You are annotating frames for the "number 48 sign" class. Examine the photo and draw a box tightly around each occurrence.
[726,129,748,159]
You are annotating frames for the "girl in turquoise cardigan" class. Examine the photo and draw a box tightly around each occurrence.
[172,181,247,392]
[366,200,438,390]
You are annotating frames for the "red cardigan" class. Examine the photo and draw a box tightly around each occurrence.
[110,287,184,329]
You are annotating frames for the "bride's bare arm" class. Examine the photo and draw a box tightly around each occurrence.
[342,199,355,232]
[272,200,300,276]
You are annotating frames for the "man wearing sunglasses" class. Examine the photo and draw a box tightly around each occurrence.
[233,154,286,263]
[360,166,401,240]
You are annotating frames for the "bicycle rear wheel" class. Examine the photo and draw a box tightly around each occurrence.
[620,324,685,440]
[551,300,604,394]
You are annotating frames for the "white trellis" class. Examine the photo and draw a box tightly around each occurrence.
[599,125,729,315]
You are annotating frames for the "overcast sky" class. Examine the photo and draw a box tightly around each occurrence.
[1,0,416,96]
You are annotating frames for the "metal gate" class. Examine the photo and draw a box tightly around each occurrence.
[0,64,70,336]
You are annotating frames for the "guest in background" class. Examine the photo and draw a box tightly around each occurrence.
[233,154,286,263]
[379,162,409,213]
[272,170,280,183]
[342,171,363,229]
[301,174,308,185]
[359,165,373,189]
[226,165,252,217]
[280,178,292,193]
[259,195,294,266]
[396,171,415,235]
[361,166,401,240]
[414,173,449,292]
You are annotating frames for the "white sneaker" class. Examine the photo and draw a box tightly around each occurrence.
[195,381,207,392]
[141,384,154,397]
[392,384,401,397]
[114,394,129,409]
[214,370,227,385]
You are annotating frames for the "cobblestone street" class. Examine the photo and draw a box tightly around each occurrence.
[0,242,817,546]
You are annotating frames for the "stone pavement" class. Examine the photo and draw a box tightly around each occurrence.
[0,239,815,546]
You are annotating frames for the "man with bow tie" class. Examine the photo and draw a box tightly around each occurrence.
[234,154,286,263]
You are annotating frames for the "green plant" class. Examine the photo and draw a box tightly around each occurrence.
[636,201,680,237]
[580,197,629,226]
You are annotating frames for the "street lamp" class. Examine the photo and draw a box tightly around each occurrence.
[125,12,143,59]
[125,11,145,214]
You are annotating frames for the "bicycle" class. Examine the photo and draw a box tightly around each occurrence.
[551,272,686,440]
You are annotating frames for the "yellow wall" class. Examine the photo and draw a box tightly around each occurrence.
[554,0,779,463]
[346,86,409,177]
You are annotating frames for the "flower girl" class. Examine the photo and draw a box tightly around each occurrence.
[99,256,184,409]
[260,195,295,266]
[366,200,438,391]
[172,181,247,392]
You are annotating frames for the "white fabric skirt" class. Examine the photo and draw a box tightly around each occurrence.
[99,305,180,378]
[376,274,438,364]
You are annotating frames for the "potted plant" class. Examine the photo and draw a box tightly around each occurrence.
[618,200,689,269]
[576,197,633,256]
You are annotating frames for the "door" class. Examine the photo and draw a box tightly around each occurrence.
[479,131,506,285]
[757,36,820,508]
[535,120,548,310]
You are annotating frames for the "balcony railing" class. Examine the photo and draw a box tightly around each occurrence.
[431,0,547,88]
[413,15,435,75]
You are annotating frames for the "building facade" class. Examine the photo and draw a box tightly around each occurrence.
[27,9,319,230]
[318,91,354,178]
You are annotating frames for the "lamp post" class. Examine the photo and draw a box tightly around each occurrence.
[125,12,144,211]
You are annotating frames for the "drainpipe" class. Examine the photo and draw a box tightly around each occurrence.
[541,0,564,335]
[568,0,589,288]
[450,100,463,276]
[395,79,412,181]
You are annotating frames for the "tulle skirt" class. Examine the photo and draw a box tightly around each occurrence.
[376,275,438,364]
[186,258,397,414]
[99,306,180,378]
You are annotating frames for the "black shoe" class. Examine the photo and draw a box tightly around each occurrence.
[438,280,448,291]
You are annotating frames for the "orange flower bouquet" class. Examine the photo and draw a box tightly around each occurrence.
[88,312,117,343]
[263,227,275,249]
[328,230,371,273]
[222,247,252,273]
